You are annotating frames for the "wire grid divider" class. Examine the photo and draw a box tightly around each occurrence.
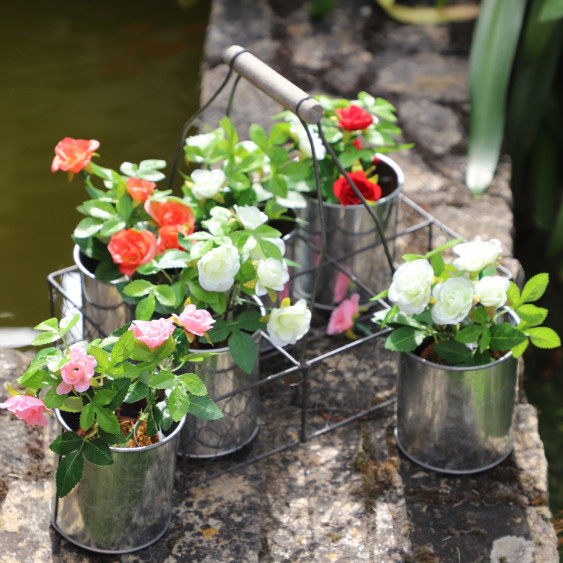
[47,46,514,488]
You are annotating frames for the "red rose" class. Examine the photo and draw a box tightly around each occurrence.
[108,229,157,276]
[51,137,100,173]
[157,224,194,254]
[352,137,363,150]
[145,200,195,229]
[333,171,382,206]
[335,105,373,131]
[126,177,156,202]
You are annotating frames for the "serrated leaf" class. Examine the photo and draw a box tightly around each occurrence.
[434,340,474,365]
[56,450,84,498]
[384,327,424,352]
[105,378,131,411]
[511,338,528,358]
[526,327,561,349]
[43,386,67,409]
[168,387,192,421]
[228,330,257,374]
[187,395,223,421]
[91,389,116,407]
[50,431,84,455]
[31,331,62,346]
[94,407,121,435]
[455,325,483,344]
[83,438,114,466]
[123,279,154,297]
[136,293,156,321]
[514,304,548,328]
[17,368,58,390]
[154,285,177,307]
[124,381,149,403]
[489,323,528,350]
[149,370,176,389]
[87,345,111,373]
[73,216,104,238]
[59,314,81,336]
[506,281,521,307]
[521,273,549,304]
[179,372,208,396]
[110,330,135,365]
[80,403,95,431]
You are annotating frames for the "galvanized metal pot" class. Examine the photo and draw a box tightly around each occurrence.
[73,245,133,339]
[180,340,260,458]
[51,410,185,554]
[291,153,404,311]
[395,350,518,474]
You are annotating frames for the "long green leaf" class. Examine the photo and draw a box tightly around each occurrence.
[466,0,527,194]
[56,450,84,498]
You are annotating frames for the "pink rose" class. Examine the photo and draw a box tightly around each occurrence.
[173,304,215,337]
[333,270,351,304]
[57,345,97,394]
[51,137,100,173]
[326,293,360,335]
[108,228,158,276]
[131,318,176,349]
[0,395,51,427]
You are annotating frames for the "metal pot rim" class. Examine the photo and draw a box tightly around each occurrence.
[55,409,186,454]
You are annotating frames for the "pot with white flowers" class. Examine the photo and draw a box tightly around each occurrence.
[0,312,222,553]
[372,238,561,474]
[266,92,412,313]
[120,203,312,458]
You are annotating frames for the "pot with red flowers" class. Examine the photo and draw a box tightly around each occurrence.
[261,92,412,313]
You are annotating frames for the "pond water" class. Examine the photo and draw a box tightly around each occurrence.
[0,0,210,341]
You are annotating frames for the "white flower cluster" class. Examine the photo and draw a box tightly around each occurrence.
[388,238,509,325]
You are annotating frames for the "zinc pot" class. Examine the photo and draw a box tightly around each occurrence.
[395,349,518,474]
[180,339,261,458]
[73,245,133,339]
[291,153,404,311]
[51,410,185,554]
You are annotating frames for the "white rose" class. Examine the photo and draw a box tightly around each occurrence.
[267,299,311,347]
[197,244,240,292]
[431,277,474,325]
[275,190,307,209]
[185,130,222,151]
[255,258,290,296]
[234,205,268,231]
[202,206,232,236]
[475,276,510,309]
[289,117,326,160]
[388,259,434,315]
[453,238,502,273]
[190,169,226,200]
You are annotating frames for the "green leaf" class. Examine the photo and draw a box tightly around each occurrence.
[434,340,474,365]
[514,304,548,328]
[83,438,113,466]
[511,338,529,358]
[149,370,176,389]
[31,331,62,346]
[187,395,223,421]
[124,381,149,403]
[83,200,117,220]
[465,0,527,194]
[80,403,95,431]
[136,293,156,321]
[179,372,208,396]
[17,368,58,390]
[431,252,445,276]
[384,326,424,352]
[526,327,561,349]
[520,272,549,304]
[455,325,483,344]
[73,216,104,238]
[43,386,67,409]
[479,324,491,353]
[228,330,257,374]
[94,407,121,435]
[123,279,154,297]
[59,314,81,337]
[489,323,529,350]
[168,387,192,421]
[506,281,521,307]
[111,330,135,365]
[90,389,116,407]
[56,450,84,498]
[105,378,131,411]
[154,285,177,307]
[87,345,111,373]
[50,431,84,455]
[539,0,563,22]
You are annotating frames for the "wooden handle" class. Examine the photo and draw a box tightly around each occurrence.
[223,45,324,124]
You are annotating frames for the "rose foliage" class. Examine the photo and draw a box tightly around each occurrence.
[371,238,561,366]
[0,312,223,498]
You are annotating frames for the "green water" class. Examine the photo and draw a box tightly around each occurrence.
[0,0,210,333]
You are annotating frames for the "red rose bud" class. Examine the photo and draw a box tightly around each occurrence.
[335,105,373,131]
[333,170,382,206]
[125,177,156,202]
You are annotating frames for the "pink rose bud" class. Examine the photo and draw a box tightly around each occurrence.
[0,395,51,427]
[173,304,215,337]
[131,318,176,349]
[57,345,97,395]
[327,293,361,335]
